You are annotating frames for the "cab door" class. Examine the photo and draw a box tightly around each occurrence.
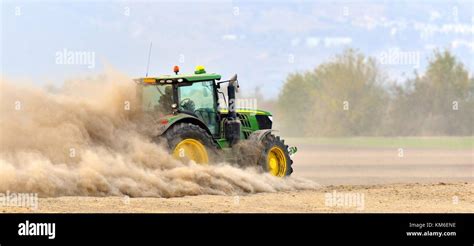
[177,80,219,136]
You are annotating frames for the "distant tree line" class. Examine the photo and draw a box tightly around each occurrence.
[275,49,473,137]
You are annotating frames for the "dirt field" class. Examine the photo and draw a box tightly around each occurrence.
[292,147,473,185]
[2,182,472,213]
[2,146,472,213]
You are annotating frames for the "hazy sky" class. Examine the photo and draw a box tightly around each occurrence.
[1,0,473,98]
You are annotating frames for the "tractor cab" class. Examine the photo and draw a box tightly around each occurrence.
[135,65,223,136]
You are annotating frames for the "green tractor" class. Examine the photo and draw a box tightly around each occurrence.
[134,65,295,177]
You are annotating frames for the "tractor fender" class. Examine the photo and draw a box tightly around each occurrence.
[156,113,212,137]
[248,129,276,142]
[248,130,298,156]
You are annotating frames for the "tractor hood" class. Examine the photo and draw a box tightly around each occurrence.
[219,108,272,116]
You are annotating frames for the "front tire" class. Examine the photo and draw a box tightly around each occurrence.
[258,133,293,177]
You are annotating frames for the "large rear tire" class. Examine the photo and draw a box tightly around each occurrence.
[163,122,219,164]
[258,133,293,177]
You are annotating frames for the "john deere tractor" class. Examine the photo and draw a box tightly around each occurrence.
[134,65,295,177]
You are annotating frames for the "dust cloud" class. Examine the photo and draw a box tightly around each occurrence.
[0,68,317,198]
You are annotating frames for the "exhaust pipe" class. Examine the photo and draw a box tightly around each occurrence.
[225,74,241,146]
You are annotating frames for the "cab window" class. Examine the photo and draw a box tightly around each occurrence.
[178,81,218,135]
[142,84,174,114]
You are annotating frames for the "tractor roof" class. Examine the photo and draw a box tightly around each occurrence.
[135,73,222,85]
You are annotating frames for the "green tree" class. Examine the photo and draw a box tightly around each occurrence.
[277,49,388,137]
[277,72,318,136]
[388,50,473,135]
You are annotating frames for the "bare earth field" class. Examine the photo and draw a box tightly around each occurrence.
[0,182,472,213]
[2,145,473,213]
[292,147,473,185]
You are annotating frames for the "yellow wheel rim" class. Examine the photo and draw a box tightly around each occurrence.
[267,146,287,177]
[172,139,209,164]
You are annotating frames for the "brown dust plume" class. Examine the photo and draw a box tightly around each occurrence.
[0,69,317,197]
